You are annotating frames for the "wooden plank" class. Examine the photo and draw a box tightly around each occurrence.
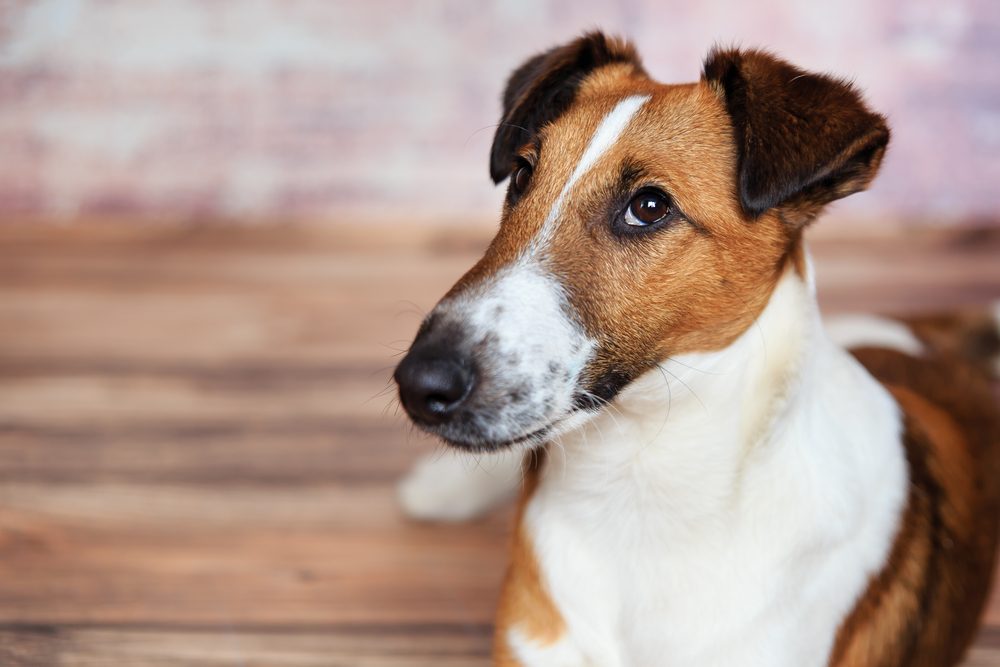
[0,418,420,483]
[0,626,493,667]
[967,628,1000,667]
[0,479,996,627]
[0,482,512,626]
[0,371,406,426]
[0,626,996,667]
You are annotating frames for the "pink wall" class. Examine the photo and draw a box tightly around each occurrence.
[0,0,997,224]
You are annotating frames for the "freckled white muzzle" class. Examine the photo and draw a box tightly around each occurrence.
[394,258,594,450]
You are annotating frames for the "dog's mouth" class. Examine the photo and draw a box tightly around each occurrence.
[398,361,635,453]
[394,283,612,452]
[432,417,560,453]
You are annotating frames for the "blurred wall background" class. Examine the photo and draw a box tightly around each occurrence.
[0,0,997,224]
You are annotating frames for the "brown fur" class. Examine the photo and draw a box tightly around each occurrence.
[830,349,1000,666]
[904,310,1000,375]
[547,75,789,391]
[470,38,893,404]
[702,48,890,226]
[490,33,645,183]
[493,451,566,666]
[475,60,796,401]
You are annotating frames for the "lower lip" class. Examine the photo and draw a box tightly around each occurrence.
[443,420,556,452]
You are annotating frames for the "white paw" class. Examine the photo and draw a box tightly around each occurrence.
[397,448,524,521]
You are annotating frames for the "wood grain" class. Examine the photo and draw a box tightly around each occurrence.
[0,221,997,665]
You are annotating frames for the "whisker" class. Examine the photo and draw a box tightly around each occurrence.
[363,383,397,406]
[662,364,706,412]
[578,389,623,432]
[394,300,427,319]
[663,355,722,375]
[642,364,672,449]
[463,121,531,147]
[380,395,400,418]
[367,365,399,379]
[430,441,450,464]
[379,342,410,358]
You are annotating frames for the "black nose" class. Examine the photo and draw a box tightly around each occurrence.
[394,352,475,426]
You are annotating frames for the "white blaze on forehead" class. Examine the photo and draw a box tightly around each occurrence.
[531,93,651,251]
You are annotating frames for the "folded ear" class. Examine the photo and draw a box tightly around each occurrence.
[703,48,890,226]
[490,32,644,183]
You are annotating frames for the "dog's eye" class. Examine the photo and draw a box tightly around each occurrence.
[511,162,533,198]
[625,190,672,227]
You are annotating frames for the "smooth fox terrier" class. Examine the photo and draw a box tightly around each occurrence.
[393,32,1000,667]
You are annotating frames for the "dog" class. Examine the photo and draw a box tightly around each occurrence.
[393,32,1000,666]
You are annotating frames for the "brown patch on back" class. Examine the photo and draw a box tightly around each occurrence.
[493,450,565,666]
[830,348,1000,666]
[902,309,1000,376]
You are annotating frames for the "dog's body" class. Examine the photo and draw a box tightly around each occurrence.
[394,33,1000,666]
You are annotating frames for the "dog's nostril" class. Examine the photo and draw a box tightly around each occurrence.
[394,354,475,426]
[426,393,454,413]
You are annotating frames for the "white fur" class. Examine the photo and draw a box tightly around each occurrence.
[509,627,593,667]
[398,447,524,521]
[509,266,909,666]
[825,313,924,356]
[430,263,595,446]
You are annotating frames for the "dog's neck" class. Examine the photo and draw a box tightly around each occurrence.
[541,251,870,530]
[521,248,907,666]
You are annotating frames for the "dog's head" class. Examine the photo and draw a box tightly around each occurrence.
[394,32,889,451]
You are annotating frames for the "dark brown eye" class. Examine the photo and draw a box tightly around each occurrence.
[625,190,672,227]
[512,163,533,195]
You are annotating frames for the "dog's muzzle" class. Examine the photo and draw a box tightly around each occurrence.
[393,265,597,450]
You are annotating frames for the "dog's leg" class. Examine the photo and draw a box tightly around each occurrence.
[397,448,524,521]
[495,631,594,667]
[494,563,596,667]
[492,496,618,667]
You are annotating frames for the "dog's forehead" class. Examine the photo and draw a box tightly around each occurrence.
[547,74,720,147]
[534,74,656,169]
[528,77,739,229]
[462,73,742,296]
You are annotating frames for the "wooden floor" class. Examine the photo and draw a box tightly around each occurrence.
[0,221,998,666]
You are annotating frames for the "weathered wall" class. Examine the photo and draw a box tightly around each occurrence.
[0,0,997,223]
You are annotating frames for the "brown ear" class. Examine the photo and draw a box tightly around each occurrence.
[703,48,890,226]
[489,32,644,183]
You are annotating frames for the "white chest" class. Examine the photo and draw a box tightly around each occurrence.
[514,324,907,666]
[524,459,902,667]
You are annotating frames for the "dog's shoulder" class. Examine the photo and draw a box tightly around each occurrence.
[832,342,1000,666]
